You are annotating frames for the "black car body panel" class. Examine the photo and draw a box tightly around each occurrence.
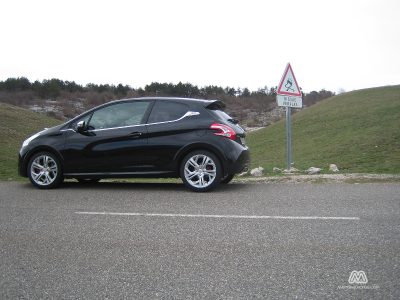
[19,97,250,184]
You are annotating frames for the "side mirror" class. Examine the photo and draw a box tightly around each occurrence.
[76,120,86,133]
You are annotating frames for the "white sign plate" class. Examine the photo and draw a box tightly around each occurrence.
[277,95,302,108]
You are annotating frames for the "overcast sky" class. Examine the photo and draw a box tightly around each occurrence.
[1,0,399,93]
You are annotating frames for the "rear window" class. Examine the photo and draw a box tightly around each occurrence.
[211,109,233,121]
[208,109,238,123]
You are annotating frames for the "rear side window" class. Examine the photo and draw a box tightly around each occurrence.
[147,101,188,123]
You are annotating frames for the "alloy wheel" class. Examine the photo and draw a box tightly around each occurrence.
[184,154,217,188]
[30,154,58,186]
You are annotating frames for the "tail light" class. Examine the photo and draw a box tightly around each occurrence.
[210,123,236,141]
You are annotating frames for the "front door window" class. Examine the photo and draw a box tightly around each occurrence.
[88,101,151,130]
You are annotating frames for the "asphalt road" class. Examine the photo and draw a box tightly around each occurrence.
[0,181,399,299]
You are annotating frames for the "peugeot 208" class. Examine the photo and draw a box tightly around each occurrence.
[19,97,250,192]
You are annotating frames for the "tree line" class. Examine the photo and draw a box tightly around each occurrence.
[0,77,335,125]
[0,77,131,99]
[0,77,282,99]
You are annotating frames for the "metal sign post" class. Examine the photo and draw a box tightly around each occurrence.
[286,106,292,170]
[276,63,302,171]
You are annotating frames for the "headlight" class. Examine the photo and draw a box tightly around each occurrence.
[22,132,41,148]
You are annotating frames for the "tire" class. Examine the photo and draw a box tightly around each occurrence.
[221,174,235,184]
[180,150,222,192]
[27,151,63,189]
[76,178,101,184]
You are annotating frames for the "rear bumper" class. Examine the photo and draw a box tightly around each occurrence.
[226,146,250,175]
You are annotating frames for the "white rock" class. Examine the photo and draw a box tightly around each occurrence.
[329,164,339,172]
[273,167,282,173]
[250,167,264,177]
[283,167,300,174]
[306,167,322,175]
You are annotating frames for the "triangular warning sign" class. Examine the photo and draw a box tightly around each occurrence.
[277,63,302,96]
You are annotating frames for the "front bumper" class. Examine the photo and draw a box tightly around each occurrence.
[18,153,27,177]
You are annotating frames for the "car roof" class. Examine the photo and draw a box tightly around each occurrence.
[113,96,218,105]
[64,97,225,128]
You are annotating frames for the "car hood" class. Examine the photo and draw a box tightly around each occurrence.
[26,124,65,141]
[38,123,65,136]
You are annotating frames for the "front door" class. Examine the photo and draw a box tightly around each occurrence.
[62,100,153,175]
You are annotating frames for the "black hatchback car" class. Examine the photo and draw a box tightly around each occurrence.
[19,97,250,192]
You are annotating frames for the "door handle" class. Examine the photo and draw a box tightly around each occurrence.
[129,132,143,138]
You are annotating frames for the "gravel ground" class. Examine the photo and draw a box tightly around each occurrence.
[235,173,400,184]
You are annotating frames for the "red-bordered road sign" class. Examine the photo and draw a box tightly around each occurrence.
[277,63,302,96]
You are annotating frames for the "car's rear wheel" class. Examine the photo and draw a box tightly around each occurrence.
[221,174,235,184]
[28,152,63,189]
[180,150,222,192]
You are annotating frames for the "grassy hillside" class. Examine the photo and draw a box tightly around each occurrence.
[1,85,399,181]
[247,85,400,174]
[0,103,61,180]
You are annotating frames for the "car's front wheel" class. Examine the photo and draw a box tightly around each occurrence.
[28,152,63,189]
[180,150,222,192]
